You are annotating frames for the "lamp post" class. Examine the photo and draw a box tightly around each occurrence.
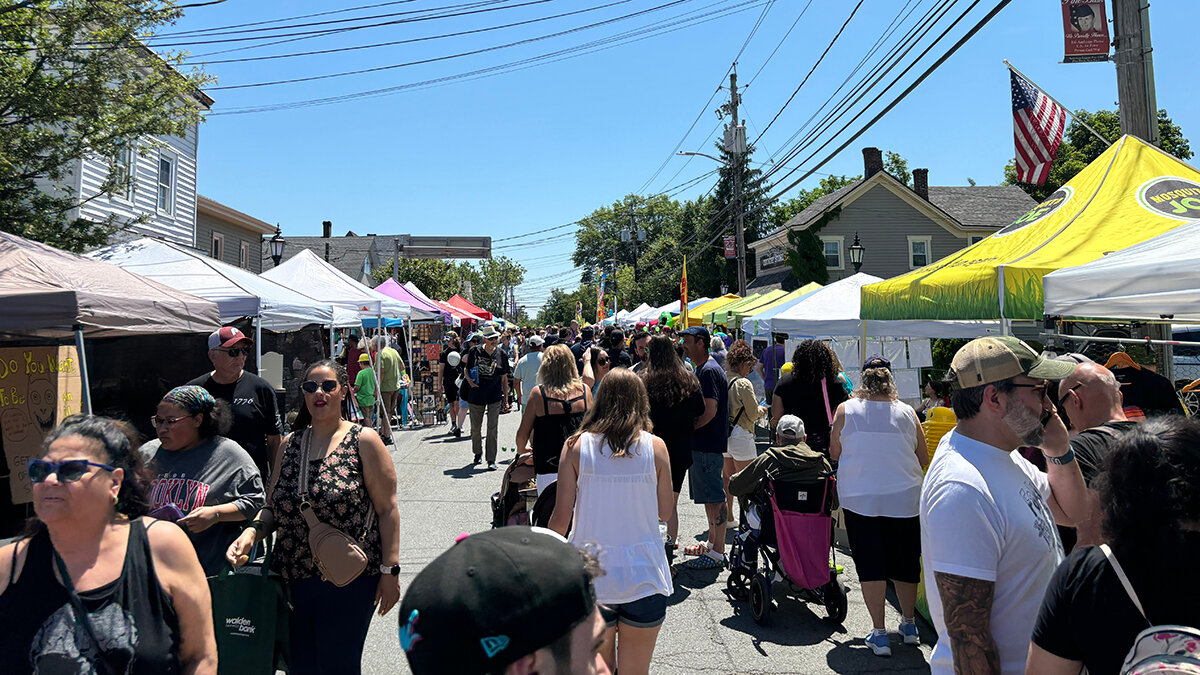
[848,233,865,273]
[269,225,286,267]
[677,149,746,295]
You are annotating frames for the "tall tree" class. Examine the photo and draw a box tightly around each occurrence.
[474,256,526,319]
[371,258,474,299]
[0,1,211,252]
[709,140,775,294]
[772,175,859,287]
[885,150,911,186]
[1004,108,1192,202]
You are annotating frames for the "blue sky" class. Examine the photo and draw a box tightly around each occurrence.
[167,0,1198,312]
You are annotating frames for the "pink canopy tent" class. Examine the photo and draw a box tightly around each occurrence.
[374,278,450,324]
[447,294,493,321]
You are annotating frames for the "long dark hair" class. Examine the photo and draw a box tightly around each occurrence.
[790,339,836,385]
[292,359,349,432]
[642,335,700,407]
[41,415,153,518]
[1095,416,1200,560]
[571,368,652,457]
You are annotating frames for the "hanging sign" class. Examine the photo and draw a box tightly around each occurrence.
[723,236,737,259]
[0,346,83,503]
[1062,0,1110,63]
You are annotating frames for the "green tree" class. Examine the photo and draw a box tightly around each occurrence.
[536,285,597,327]
[885,150,911,186]
[1004,109,1192,202]
[0,1,211,252]
[371,258,473,299]
[709,140,775,294]
[771,174,859,287]
[474,256,526,320]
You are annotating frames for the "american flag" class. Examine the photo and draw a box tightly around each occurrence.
[1011,70,1066,185]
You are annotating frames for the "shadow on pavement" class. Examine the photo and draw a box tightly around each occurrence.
[717,586,844,649]
[442,463,483,479]
[825,634,931,673]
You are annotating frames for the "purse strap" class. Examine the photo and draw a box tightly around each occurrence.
[1100,544,1151,625]
[820,377,834,425]
[298,428,376,539]
[53,548,116,672]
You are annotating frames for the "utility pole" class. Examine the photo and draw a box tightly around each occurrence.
[727,71,747,296]
[1112,0,1159,145]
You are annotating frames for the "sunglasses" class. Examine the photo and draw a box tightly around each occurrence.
[1057,382,1084,406]
[597,357,610,365]
[301,379,339,394]
[219,347,250,358]
[1010,381,1051,398]
[150,415,191,429]
[28,458,116,484]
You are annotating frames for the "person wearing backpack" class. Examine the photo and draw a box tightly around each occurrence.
[1028,415,1200,674]
[723,340,765,525]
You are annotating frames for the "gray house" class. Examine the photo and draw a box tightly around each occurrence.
[749,147,1037,291]
[196,195,276,273]
[264,221,388,285]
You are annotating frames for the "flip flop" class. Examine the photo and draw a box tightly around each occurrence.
[682,542,711,557]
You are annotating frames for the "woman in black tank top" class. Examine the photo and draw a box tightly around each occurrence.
[0,416,217,674]
[516,345,592,488]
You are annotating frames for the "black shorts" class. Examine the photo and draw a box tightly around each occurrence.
[443,381,459,401]
[667,443,693,493]
[842,510,921,583]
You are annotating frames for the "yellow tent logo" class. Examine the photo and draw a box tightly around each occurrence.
[993,186,1074,237]
[1136,176,1200,221]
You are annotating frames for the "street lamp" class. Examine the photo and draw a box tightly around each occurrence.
[677,150,746,295]
[269,225,286,267]
[848,233,865,273]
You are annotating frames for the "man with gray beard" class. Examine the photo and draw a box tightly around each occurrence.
[919,337,1090,674]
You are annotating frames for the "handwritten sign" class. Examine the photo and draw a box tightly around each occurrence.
[0,346,83,503]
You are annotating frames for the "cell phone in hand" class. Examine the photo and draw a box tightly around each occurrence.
[149,503,185,522]
[1041,409,1053,427]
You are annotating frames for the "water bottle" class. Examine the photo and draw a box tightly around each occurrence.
[659,520,669,544]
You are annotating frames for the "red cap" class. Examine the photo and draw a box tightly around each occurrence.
[208,326,252,350]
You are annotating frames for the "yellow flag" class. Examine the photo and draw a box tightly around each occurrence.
[680,256,689,327]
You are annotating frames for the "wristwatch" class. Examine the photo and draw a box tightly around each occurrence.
[380,564,401,576]
[1043,447,1076,465]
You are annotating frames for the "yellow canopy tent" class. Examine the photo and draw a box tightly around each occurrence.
[861,136,1200,322]
[705,293,765,325]
[712,289,788,326]
[686,294,740,327]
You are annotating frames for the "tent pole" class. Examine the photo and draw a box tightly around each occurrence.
[255,314,263,376]
[73,327,92,415]
[998,266,1010,336]
[329,325,335,359]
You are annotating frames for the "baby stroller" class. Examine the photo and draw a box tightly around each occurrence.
[726,472,848,626]
[490,453,537,528]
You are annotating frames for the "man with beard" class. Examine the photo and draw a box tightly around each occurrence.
[920,337,1089,674]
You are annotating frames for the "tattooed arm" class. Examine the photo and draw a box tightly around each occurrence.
[934,572,1000,675]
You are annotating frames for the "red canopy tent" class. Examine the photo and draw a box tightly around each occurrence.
[435,299,484,323]
[447,294,493,321]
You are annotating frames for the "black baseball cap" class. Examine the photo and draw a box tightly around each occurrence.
[862,355,891,371]
[399,527,597,675]
[580,326,595,338]
[678,325,711,342]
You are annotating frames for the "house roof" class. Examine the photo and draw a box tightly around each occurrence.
[266,235,384,283]
[747,268,801,293]
[764,173,1036,240]
[197,195,275,235]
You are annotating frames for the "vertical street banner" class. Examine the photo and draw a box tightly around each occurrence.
[1062,0,1110,63]
[597,272,607,322]
[575,301,582,324]
[0,346,83,503]
[680,257,689,327]
[723,235,737,259]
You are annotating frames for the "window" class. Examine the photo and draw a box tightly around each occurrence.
[361,256,372,277]
[156,153,175,214]
[211,232,224,261]
[110,143,135,200]
[239,241,250,269]
[819,235,844,270]
[969,235,986,245]
[908,236,932,269]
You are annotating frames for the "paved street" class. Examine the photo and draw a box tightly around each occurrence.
[363,409,934,674]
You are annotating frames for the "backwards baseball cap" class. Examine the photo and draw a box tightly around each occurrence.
[399,527,597,675]
[580,325,595,338]
[525,335,544,348]
[678,325,711,342]
[208,326,252,350]
[862,355,891,371]
[777,414,806,441]
[950,336,1075,389]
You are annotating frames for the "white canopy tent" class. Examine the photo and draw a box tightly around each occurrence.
[646,297,711,321]
[1043,219,1200,322]
[623,303,656,324]
[262,249,420,321]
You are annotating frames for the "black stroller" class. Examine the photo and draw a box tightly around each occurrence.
[726,472,848,626]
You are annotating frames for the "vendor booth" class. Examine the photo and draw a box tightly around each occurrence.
[738,284,824,337]
[685,294,741,327]
[704,293,764,326]
[447,294,493,322]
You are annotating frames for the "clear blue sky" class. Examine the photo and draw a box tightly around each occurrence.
[167,0,1199,312]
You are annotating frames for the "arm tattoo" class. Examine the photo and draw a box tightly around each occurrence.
[934,572,1001,675]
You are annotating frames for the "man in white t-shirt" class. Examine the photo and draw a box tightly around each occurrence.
[921,336,1090,674]
[513,335,544,410]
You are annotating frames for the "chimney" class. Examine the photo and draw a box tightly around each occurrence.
[913,168,929,200]
[863,147,883,178]
[322,220,332,238]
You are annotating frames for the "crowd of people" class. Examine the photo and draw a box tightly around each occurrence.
[3,315,1199,674]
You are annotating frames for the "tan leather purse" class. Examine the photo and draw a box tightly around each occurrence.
[298,429,374,587]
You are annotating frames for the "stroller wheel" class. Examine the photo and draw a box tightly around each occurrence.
[726,568,750,600]
[823,576,848,625]
[750,572,771,625]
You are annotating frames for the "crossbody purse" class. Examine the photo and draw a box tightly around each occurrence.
[728,377,746,438]
[298,429,374,587]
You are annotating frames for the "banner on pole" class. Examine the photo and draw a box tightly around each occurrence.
[723,235,737,259]
[0,346,83,503]
[1061,0,1109,63]
[680,257,689,327]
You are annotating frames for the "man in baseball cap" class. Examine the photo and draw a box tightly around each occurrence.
[920,336,1088,674]
[399,527,609,675]
[188,326,282,481]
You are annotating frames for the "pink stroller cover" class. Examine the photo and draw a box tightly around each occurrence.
[769,484,833,591]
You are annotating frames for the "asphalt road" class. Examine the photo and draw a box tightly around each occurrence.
[363,408,934,674]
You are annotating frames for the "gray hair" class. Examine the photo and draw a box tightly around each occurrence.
[854,367,899,400]
[710,336,725,352]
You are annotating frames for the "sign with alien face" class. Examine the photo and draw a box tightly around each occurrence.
[0,347,83,503]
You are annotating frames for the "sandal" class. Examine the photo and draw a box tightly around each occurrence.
[682,542,711,557]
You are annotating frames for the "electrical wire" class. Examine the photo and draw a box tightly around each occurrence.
[744,0,813,86]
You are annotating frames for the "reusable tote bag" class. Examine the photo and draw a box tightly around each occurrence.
[209,539,290,675]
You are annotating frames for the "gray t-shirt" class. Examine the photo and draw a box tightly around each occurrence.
[141,436,266,575]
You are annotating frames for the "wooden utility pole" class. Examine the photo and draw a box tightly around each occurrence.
[729,71,747,296]
[1111,0,1159,144]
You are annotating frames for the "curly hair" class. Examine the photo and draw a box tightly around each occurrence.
[292,359,349,432]
[790,339,836,385]
[41,415,154,518]
[1094,416,1200,560]
[642,335,700,409]
[854,367,898,399]
[725,339,756,371]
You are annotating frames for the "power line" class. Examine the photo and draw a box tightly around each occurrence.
[744,0,813,86]
[157,0,430,37]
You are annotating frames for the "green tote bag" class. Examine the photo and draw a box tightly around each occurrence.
[208,539,290,674]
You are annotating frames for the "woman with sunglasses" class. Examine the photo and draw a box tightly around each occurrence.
[226,360,400,675]
[0,415,217,674]
[140,385,265,575]
[582,345,612,396]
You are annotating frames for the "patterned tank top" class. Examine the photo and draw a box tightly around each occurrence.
[271,425,382,581]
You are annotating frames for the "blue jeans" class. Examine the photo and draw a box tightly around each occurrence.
[287,574,379,675]
[399,388,409,425]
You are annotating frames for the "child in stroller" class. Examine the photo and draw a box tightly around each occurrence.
[726,415,848,626]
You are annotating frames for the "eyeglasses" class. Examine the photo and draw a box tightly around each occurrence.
[150,415,190,429]
[301,379,339,394]
[1010,381,1051,398]
[1057,383,1084,406]
[219,347,250,358]
[28,458,116,484]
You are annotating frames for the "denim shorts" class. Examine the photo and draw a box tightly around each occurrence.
[600,593,667,629]
[689,451,725,504]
